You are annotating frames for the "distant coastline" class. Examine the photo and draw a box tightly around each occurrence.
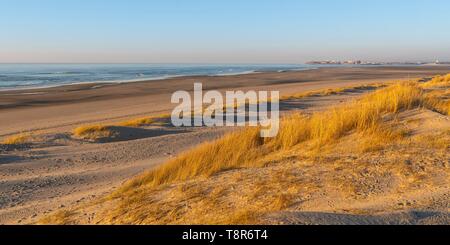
[2,63,449,92]
[306,60,450,66]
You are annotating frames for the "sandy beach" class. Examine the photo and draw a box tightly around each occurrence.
[1,65,450,224]
[2,66,450,136]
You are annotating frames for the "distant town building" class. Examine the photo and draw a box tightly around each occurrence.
[306,60,439,66]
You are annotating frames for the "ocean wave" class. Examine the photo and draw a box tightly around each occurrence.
[0,64,312,91]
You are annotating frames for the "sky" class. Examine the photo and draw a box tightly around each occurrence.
[1,0,450,63]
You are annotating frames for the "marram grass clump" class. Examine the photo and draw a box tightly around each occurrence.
[2,133,31,145]
[72,114,171,141]
[421,74,450,88]
[73,125,116,141]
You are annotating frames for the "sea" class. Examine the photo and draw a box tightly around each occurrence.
[0,64,317,91]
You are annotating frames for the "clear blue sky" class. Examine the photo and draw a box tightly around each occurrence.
[1,0,449,63]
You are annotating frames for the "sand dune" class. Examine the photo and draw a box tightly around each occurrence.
[38,76,450,225]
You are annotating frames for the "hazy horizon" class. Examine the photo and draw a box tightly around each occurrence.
[2,0,450,63]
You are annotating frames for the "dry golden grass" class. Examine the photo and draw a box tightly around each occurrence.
[114,81,426,195]
[73,125,116,141]
[272,82,422,149]
[281,88,345,100]
[421,74,450,88]
[119,114,171,127]
[118,117,156,127]
[420,74,450,115]
[357,126,410,153]
[2,133,31,145]
[42,125,449,224]
[424,96,450,116]
[281,83,387,100]
[414,130,450,149]
[113,127,267,195]
[72,114,171,141]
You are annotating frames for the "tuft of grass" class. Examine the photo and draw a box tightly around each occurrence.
[113,81,427,195]
[2,133,31,145]
[421,74,450,88]
[420,74,450,116]
[73,125,116,141]
[118,114,171,127]
[424,96,450,116]
[119,117,156,127]
[72,114,171,141]
[281,83,387,100]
